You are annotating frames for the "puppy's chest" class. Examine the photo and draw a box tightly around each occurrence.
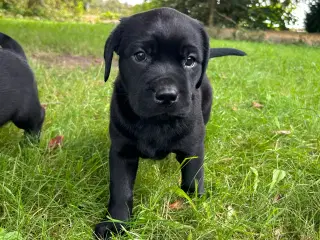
[135,121,187,159]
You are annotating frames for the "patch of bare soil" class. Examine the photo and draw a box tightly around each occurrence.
[30,52,117,69]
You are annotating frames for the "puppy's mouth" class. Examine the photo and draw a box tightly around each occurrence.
[133,103,191,119]
[140,111,189,120]
[164,111,189,118]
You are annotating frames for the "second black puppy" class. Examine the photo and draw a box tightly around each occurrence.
[95,7,246,239]
[0,33,45,139]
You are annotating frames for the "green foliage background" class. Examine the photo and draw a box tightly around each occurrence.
[0,0,308,30]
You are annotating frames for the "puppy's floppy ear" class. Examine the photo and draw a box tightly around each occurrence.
[104,24,122,82]
[196,27,210,89]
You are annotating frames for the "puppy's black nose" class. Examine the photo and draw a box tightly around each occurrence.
[154,87,178,105]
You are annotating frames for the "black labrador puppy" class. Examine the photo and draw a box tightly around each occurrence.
[0,33,45,139]
[95,7,246,239]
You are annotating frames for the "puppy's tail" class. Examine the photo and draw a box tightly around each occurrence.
[210,48,246,58]
[0,32,27,60]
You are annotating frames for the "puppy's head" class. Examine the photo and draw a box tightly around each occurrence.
[104,7,209,118]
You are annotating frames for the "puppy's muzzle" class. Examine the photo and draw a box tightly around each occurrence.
[154,86,179,105]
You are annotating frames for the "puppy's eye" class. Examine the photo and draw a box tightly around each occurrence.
[134,51,146,62]
[184,56,196,68]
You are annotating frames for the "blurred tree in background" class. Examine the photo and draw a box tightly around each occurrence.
[0,0,131,20]
[305,0,320,32]
[148,0,298,30]
[0,0,316,32]
[0,0,88,17]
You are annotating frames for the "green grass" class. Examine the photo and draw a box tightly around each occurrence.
[0,18,116,56]
[0,18,320,239]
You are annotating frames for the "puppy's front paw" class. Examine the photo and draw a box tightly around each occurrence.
[94,221,126,240]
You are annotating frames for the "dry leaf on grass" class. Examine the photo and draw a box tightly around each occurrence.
[227,205,235,219]
[232,106,238,111]
[48,135,64,150]
[252,101,264,109]
[41,104,48,110]
[274,130,291,135]
[169,199,184,210]
[274,227,283,240]
[273,194,284,203]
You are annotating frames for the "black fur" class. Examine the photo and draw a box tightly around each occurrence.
[0,32,45,139]
[95,7,246,239]
[0,32,28,60]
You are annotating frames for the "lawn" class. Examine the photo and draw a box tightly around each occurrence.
[0,19,320,239]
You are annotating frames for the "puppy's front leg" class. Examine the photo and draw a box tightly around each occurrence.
[95,144,139,239]
[176,143,205,195]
